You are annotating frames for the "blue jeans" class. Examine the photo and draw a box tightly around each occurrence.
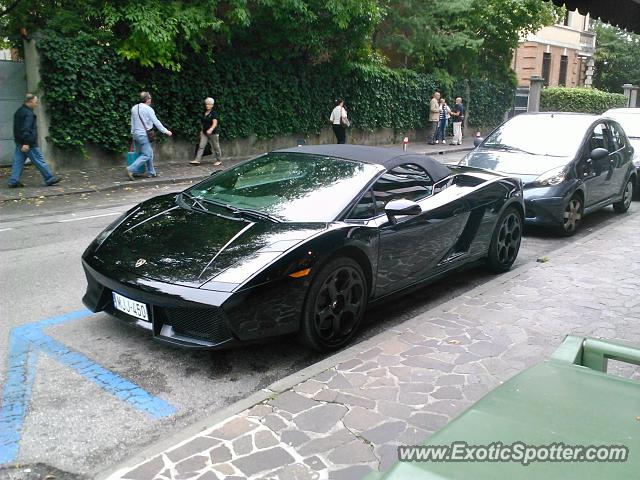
[128,133,156,176]
[436,119,448,141]
[9,145,55,186]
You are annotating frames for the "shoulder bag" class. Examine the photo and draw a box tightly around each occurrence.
[137,104,156,142]
[340,107,350,128]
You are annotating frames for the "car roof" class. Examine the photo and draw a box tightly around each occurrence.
[603,107,639,115]
[277,144,452,183]
[517,111,601,121]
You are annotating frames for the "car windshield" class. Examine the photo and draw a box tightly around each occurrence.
[607,113,640,138]
[186,152,380,222]
[483,114,594,157]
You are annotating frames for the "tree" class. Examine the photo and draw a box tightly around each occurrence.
[593,20,640,93]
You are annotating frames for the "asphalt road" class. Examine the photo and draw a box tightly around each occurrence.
[0,151,636,478]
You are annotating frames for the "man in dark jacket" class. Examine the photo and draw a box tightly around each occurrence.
[9,93,60,188]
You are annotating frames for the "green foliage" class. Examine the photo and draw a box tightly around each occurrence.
[37,28,512,154]
[540,87,627,114]
[593,21,640,93]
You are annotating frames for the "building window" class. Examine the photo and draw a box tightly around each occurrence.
[542,53,552,86]
[559,55,568,86]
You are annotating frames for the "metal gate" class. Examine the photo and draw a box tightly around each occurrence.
[0,60,27,166]
[509,86,530,118]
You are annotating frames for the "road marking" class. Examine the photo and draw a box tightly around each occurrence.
[58,212,122,223]
[0,309,176,465]
[0,228,13,232]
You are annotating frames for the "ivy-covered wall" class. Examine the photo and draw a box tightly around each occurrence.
[37,30,514,155]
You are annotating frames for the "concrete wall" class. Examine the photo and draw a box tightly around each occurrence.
[51,126,429,171]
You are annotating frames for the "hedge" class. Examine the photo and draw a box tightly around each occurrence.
[540,87,627,114]
[37,29,514,154]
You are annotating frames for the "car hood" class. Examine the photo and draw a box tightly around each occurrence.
[96,195,327,288]
[465,148,570,182]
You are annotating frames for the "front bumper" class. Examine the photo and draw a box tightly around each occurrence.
[523,188,567,227]
[82,258,237,349]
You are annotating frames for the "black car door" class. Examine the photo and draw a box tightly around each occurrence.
[607,121,631,196]
[369,164,469,296]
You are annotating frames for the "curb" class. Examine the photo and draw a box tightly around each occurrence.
[96,208,639,480]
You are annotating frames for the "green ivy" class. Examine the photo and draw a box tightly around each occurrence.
[37,29,514,154]
[541,87,627,114]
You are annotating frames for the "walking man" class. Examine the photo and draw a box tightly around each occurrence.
[127,91,172,180]
[8,93,60,188]
[427,91,440,145]
[450,96,465,145]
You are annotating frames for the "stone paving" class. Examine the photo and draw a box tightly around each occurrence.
[108,210,640,480]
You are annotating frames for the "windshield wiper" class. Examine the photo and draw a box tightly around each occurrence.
[180,191,209,211]
[187,196,281,223]
[484,143,537,155]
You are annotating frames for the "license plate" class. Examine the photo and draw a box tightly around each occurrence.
[112,291,149,321]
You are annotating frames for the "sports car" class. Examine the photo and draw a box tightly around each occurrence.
[82,145,524,351]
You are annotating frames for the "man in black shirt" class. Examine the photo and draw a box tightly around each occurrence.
[450,96,465,146]
[9,93,60,187]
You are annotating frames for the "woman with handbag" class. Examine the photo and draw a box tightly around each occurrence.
[190,97,222,166]
[127,91,172,181]
[329,98,349,144]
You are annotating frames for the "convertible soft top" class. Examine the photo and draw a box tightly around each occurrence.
[278,145,452,183]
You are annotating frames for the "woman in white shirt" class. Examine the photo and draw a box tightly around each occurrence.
[329,98,349,144]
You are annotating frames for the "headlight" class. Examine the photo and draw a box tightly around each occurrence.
[458,156,468,166]
[532,166,567,186]
[85,208,137,254]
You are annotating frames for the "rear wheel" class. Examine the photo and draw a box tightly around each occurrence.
[557,195,583,237]
[487,206,522,273]
[613,179,633,213]
[300,257,368,351]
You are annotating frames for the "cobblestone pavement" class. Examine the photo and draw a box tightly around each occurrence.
[0,139,472,203]
[105,208,640,480]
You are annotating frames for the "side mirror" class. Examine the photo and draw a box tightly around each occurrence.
[590,147,609,162]
[473,137,484,147]
[385,199,421,224]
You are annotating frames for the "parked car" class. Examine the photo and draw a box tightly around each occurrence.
[82,145,523,351]
[368,335,640,480]
[603,107,640,194]
[460,113,636,235]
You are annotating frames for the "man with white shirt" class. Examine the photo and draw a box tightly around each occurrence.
[128,91,172,180]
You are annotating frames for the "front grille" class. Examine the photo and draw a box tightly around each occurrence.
[159,306,232,344]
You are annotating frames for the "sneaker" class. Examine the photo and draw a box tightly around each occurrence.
[46,176,61,186]
[8,182,25,188]
[213,161,222,166]
[146,173,158,178]
[125,169,134,181]
[189,160,201,165]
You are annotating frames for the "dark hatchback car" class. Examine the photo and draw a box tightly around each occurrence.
[461,113,636,235]
[82,145,523,352]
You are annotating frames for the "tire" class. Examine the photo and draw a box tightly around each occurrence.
[556,194,583,237]
[613,178,634,213]
[299,257,368,352]
[487,206,523,273]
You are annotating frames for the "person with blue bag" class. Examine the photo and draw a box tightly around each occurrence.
[127,91,172,181]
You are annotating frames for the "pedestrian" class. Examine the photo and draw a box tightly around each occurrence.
[435,97,451,144]
[427,91,441,145]
[329,98,349,144]
[127,91,172,181]
[8,93,60,188]
[450,96,465,145]
[190,97,222,166]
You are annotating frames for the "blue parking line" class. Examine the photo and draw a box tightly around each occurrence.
[0,309,177,465]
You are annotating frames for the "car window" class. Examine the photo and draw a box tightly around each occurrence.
[588,124,610,153]
[348,189,376,219]
[373,164,434,211]
[609,123,627,151]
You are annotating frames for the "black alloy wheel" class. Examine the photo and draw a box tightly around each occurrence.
[487,206,522,273]
[558,194,583,236]
[300,257,368,351]
[613,179,634,213]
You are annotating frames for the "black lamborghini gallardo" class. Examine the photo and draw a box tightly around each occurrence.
[82,145,524,351]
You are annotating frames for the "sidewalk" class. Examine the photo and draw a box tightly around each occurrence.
[0,138,474,203]
[103,210,640,480]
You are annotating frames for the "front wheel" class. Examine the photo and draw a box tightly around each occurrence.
[613,179,633,213]
[300,257,368,352]
[487,206,523,273]
[556,194,583,237]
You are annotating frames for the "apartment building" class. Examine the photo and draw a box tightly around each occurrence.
[512,9,596,87]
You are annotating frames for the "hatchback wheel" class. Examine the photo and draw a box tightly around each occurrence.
[558,195,583,236]
[613,179,633,213]
[487,206,522,273]
[300,257,368,351]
